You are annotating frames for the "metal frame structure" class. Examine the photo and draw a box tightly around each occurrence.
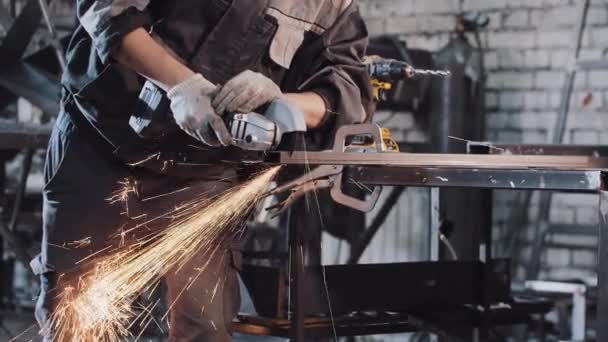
[525,280,587,341]
[242,150,608,341]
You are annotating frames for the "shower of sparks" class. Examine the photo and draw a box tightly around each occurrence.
[45,166,280,342]
[127,153,161,167]
[107,178,139,215]
[67,237,92,249]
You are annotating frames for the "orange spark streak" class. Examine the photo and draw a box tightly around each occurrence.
[46,167,280,342]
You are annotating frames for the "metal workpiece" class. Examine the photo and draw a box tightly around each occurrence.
[267,151,608,170]
[470,143,608,157]
[350,167,602,192]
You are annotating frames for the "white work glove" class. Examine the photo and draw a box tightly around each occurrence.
[167,73,232,147]
[212,70,283,114]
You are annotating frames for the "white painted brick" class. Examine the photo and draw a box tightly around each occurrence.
[357,1,372,17]
[524,91,550,109]
[507,0,544,8]
[549,207,576,224]
[547,269,596,282]
[485,11,503,30]
[402,33,450,51]
[488,71,534,89]
[486,130,498,141]
[463,0,507,11]
[529,9,541,28]
[571,129,600,144]
[536,71,566,89]
[413,0,460,14]
[497,50,525,68]
[549,49,569,69]
[575,72,589,90]
[487,112,509,128]
[571,250,596,267]
[515,267,526,281]
[488,31,536,49]
[524,50,550,68]
[579,48,604,61]
[543,0,570,6]
[486,91,499,107]
[537,6,578,28]
[551,234,597,247]
[367,0,415,17]
[416,15,456,32]
[527,206,540,223]
[589,71,608,88]
[395,113,415,129]
[600,130,608,145]
[537,30,588,48]
[504,10,529,27]
[485,51,499,69]
[591,27,608,46]
[569,112,608,130]
[405,130,427,142]
[508,112,555,130]
[576,207,600,225]
[374,110,395,123]
[384,17,418,34]
[499,91,525,109]
[492,204,511,221]
[553,194,598,208]
[521,130,547,143]
[587,6,608,25]
[364,18,386,35]
[496,130,523,143]
[545,248,572,267]
[549,91,562,108]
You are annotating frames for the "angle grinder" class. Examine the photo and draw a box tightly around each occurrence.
[129,81,306,152]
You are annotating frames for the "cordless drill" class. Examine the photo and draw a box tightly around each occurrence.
[365,55,451,101]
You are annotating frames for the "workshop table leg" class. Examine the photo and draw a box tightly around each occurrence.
[597,172,608,341]
[479,188,493,341]
[288,203,306,342]
[429,188,440,261]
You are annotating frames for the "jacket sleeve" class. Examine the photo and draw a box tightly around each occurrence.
[298,3,375,129]
[77,0,153,64]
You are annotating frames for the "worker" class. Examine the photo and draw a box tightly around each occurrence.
[32,0,374,341]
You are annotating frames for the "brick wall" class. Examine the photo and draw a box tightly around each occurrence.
[357,0,608,281]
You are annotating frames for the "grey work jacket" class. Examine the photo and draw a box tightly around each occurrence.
[63,0,375,174]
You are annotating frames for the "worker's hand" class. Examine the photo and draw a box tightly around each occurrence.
[212,70,283,114]
[167,73,232,147]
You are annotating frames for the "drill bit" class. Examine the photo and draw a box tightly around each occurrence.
[408,67,452,78]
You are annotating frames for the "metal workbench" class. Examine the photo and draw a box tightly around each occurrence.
[0,121,52,150]
[244,148,608,341]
